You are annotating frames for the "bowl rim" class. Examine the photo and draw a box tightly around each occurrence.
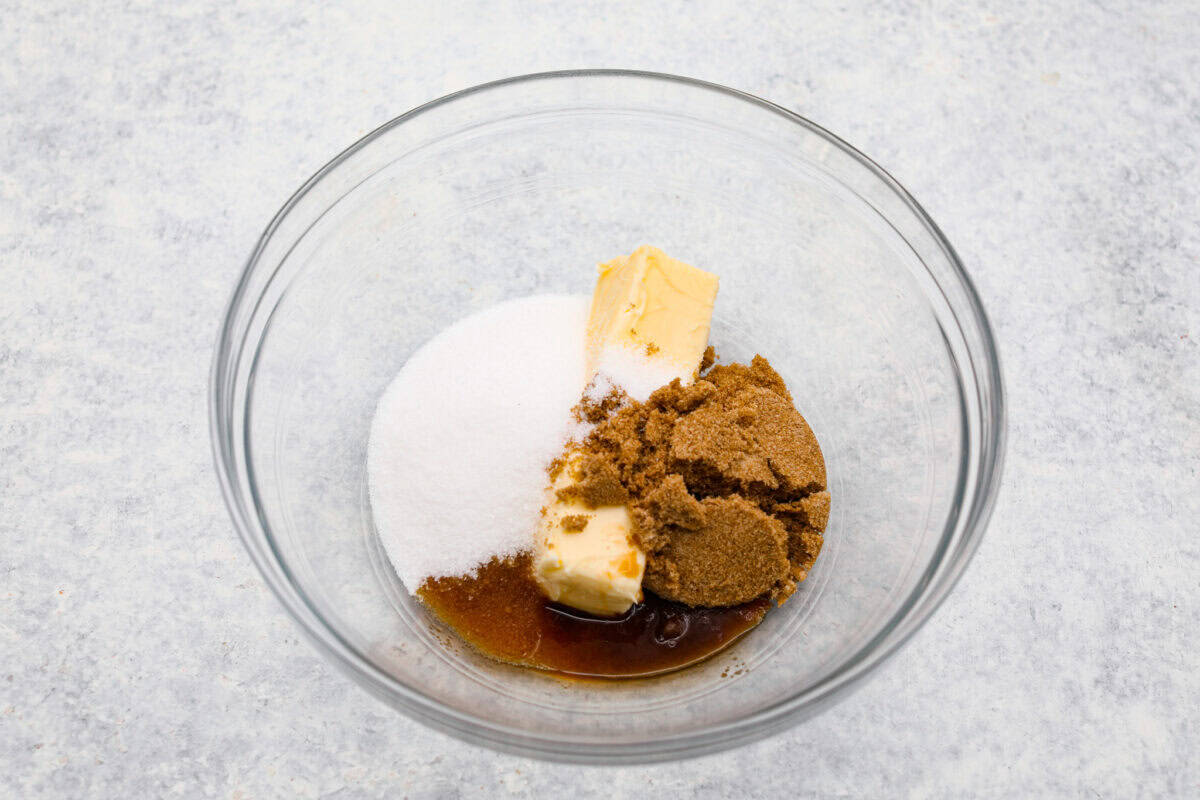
[210,68,1006,763]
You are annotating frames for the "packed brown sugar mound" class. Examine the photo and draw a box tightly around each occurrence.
[569,350,830,607]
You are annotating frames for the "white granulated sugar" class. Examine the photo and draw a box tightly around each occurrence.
[583,371,619,404]
[368,294,590,592]
[593,344,686,402]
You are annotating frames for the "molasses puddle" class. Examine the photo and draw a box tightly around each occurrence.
[418,553,769,678]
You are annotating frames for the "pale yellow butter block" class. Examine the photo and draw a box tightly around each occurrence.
[532,453,645,616]
[532,247,717,615]
[586,245,719,386]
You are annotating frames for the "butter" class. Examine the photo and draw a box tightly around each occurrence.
[532,247,718,616]
[532,452,645,616]
[586,246,719,388]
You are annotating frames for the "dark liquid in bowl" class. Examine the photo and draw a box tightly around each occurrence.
[418,553,768,678]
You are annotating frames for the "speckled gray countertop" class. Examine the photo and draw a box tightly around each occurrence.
[3,1,1198,797]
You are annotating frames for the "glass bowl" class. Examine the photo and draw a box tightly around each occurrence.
[210,70,1005,763]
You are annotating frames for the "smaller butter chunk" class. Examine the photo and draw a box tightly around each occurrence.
[532,453,645,616]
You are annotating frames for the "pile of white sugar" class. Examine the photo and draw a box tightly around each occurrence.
[368,294,590,593]
[592,344,689,403]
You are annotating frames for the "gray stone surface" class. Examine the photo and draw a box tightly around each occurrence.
[2,1,1197,796]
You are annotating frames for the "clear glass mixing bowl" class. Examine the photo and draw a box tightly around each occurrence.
[210,70,1005,763]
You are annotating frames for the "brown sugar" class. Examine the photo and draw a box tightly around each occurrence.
[643,496,791,607]
[574,382,630,425]
[570,353,828,607]
[640,474,704,531]
[554,455,629,506]
[672,384,826,495]
[560,514,590,533]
